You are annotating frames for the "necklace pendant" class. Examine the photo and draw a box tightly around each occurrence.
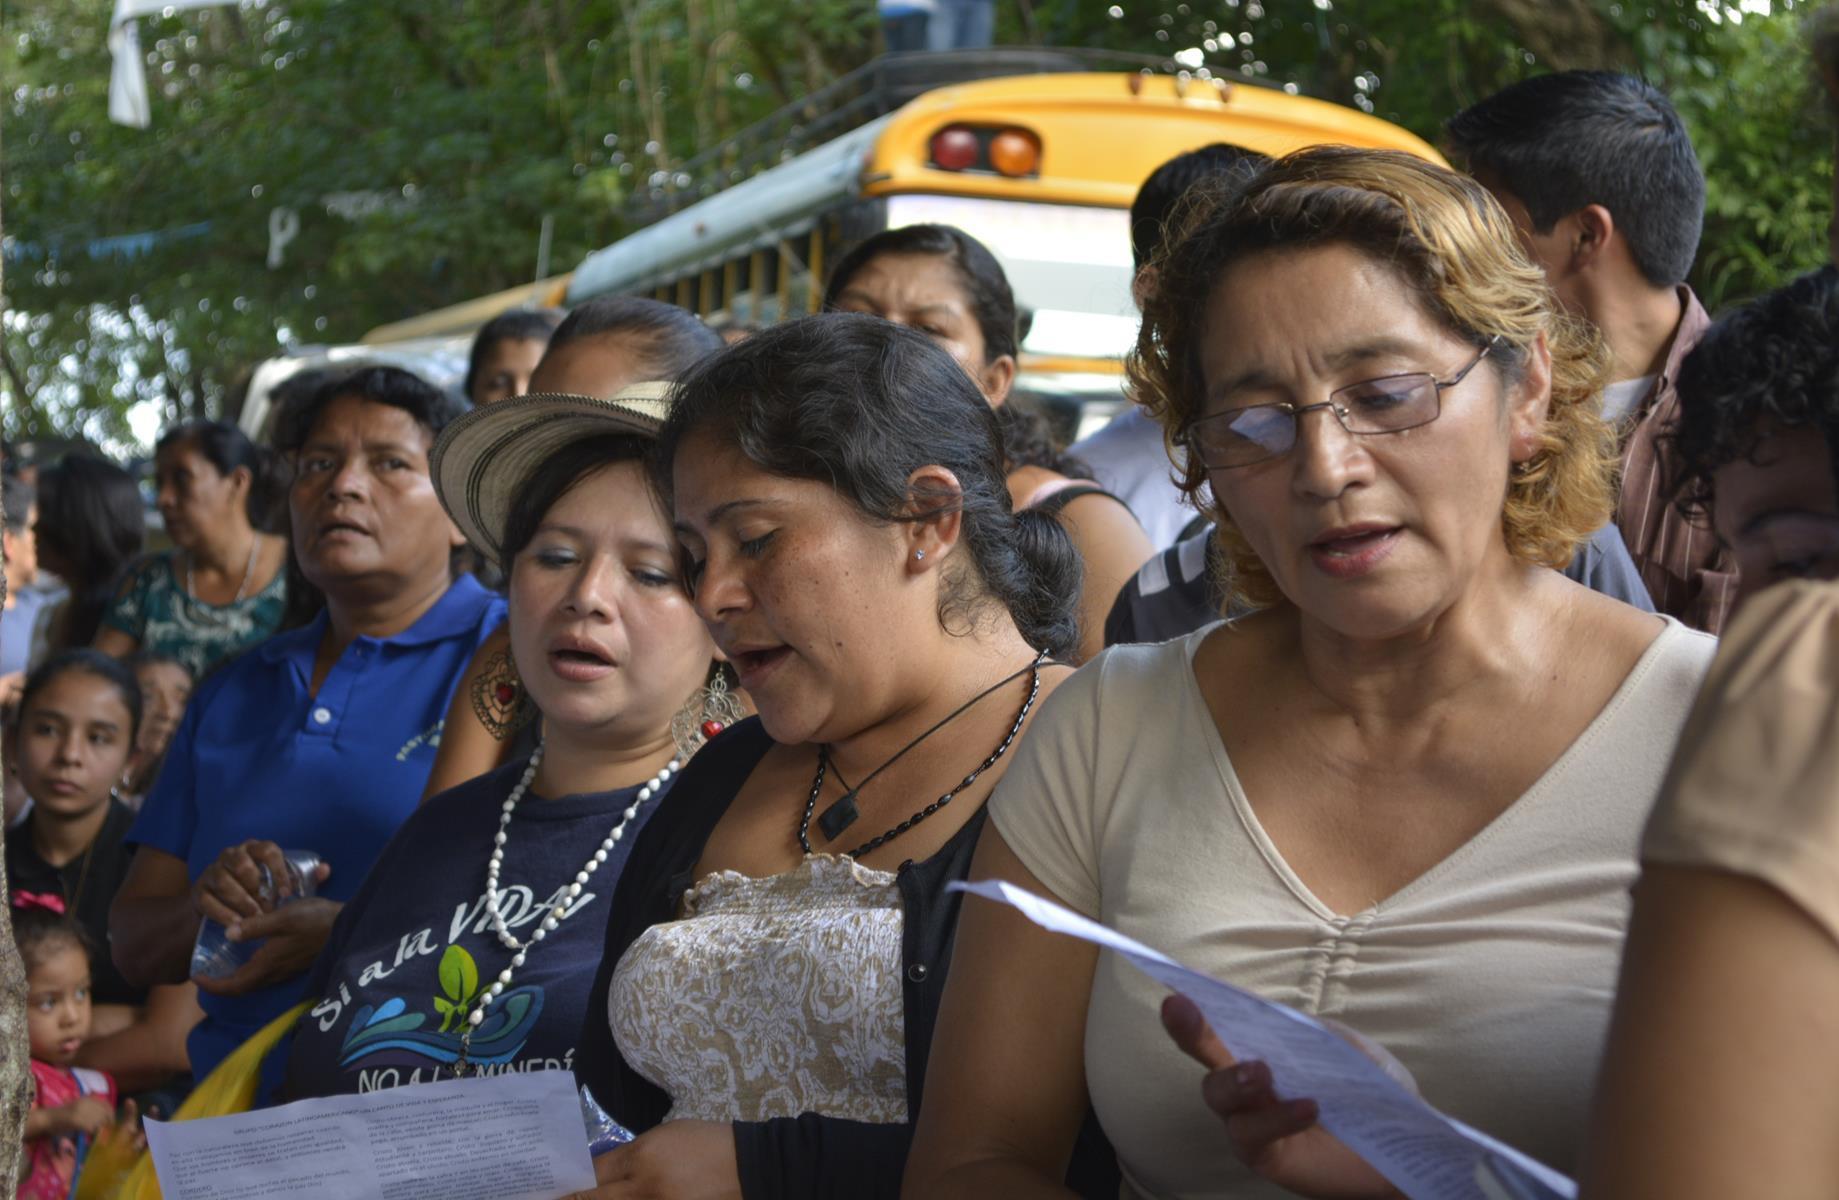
[817,791,860,841]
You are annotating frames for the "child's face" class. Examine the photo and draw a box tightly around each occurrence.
[15,671,135,819]
[132,662,192,759]
[26,943,92,1066]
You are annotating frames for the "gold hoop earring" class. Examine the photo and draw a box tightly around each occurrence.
[671,663,746,759]
[470,649,537,740]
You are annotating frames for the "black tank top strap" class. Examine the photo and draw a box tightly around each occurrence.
[1027,483,1130,519]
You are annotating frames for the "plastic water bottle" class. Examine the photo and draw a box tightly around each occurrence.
[190,849,324,980]
[580,1084,635,1154]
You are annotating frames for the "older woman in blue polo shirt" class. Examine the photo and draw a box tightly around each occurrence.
[108,366,506,1082]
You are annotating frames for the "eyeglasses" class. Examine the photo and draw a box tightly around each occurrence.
[1188,337,1503,470]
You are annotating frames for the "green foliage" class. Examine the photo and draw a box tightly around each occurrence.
[1663,11,1834,307]
[0,0,1830,449]
[0,0,869,447]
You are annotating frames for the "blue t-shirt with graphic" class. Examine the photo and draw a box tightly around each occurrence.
[283,756,670,1098]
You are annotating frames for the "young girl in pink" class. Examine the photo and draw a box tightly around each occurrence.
[15,895,120,1200]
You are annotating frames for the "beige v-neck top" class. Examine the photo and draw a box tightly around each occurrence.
[989,618,1715,1200]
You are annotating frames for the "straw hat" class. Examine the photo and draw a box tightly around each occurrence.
[430,382,673,567]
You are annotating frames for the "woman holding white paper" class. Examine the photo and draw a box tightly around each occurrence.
[903,147,1716,1199]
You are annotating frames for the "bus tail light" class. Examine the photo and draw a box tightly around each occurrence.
[929,127,981,172]
[927,124,1042,178]
[989,129,1041,177]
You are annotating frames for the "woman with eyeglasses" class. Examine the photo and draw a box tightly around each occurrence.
[904,148,1718,1200]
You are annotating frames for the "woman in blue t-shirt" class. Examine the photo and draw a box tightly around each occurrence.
[283,384,728,1097]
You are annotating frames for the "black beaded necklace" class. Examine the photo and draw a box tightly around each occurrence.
[798,650,1051,861]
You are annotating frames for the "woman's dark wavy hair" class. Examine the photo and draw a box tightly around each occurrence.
[655,313,1082,656]
[463,308,563,403]
[1672,264,1839,518]
[36,454,145,648]
[156,419,284,531]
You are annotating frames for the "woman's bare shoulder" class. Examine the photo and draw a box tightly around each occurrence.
[1553,573,1672,663]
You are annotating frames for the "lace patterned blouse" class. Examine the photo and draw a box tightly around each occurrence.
[608,853,909,1124]
[102,551,286,678]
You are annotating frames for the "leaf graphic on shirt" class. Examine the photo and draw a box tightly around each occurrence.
[435,943,481,1035]
[439,945,479,1001]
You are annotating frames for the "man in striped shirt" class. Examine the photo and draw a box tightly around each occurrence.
[1448,71,1737,634]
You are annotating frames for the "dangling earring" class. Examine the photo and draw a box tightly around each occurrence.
[471,649,537,740]
[671,663,746,759]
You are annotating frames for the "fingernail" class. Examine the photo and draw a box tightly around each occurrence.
[1233,1063,1261,1088]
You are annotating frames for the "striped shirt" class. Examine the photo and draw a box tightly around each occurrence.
[1615,288,1736,635]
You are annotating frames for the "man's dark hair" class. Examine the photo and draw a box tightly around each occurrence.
[1445,70,1705,288]
[463,308,564,402]
[1130,143,1271,270]
[1672,264,1839,516]
[273,364,465,456]
[545,296,723,383]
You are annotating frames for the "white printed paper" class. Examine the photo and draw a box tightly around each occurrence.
[144,1068,596,1200]
[952,879,1578,1200]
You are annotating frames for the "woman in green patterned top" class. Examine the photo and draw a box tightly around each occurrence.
[95,422,289,678]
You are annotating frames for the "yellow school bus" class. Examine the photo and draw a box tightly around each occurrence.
[361,51,1443,424]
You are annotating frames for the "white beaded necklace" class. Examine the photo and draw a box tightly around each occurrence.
[467,741,677,1031]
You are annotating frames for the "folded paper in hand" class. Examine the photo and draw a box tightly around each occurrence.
[144,1068,596,1200]
[952,879,1578,1200]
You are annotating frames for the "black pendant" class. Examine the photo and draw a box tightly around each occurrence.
[817,791,861,841]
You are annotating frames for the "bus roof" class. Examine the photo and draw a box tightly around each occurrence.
[566,69,1443,306]
[864,71,1444,210]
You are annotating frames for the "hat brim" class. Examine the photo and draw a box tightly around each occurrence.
[430,387,672,567]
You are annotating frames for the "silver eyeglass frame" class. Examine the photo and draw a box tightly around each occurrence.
[1188,335,1505,470]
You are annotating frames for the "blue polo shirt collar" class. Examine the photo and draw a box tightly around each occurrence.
[257,575,496,664]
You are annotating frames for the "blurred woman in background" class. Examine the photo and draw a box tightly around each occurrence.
[35,454,144,653]
[463,308,563,408]
[96,421,287,679]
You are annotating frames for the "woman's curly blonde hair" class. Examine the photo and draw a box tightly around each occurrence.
[1128,145,1619,612]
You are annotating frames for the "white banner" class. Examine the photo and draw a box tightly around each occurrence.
[108,0,237,128]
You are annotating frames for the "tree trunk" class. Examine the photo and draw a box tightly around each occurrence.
[0,90,41,1194]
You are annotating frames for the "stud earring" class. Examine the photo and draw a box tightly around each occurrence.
[914,550,926,561]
